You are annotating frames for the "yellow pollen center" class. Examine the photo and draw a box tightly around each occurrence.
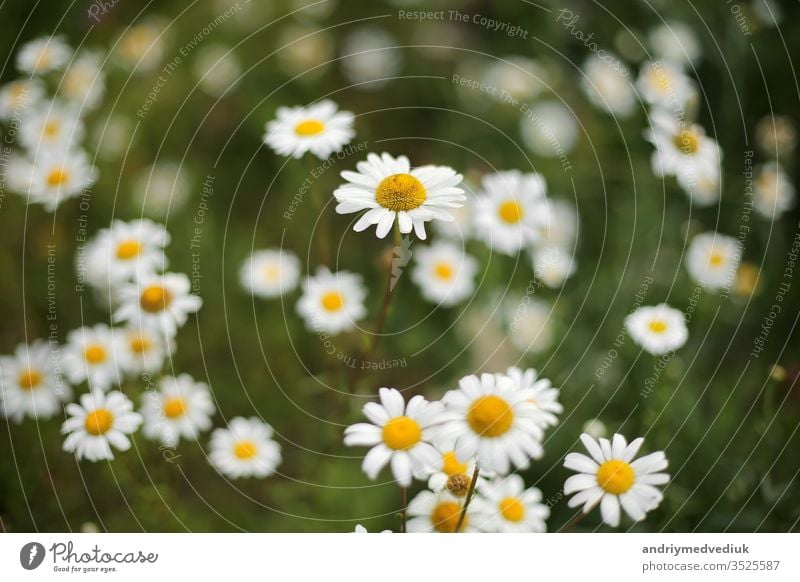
[263,265,281,281]
[320,291,344,312]
[84,408,114,435]
[129,335,152,353]
[442,451,468,476]
[43,120,60,137]
[431,501,466,533]
[673,130,699,154]
[140,285,172,313]
[596,459,635,495]
[498,200,524,224]
[708,252,725,267]
[648,320,668,333]
[467,395,514,438]
[34,48,52,70]
[234,440,258,459]
[375,173,427,211]
[434,262,454,280]
[46,168,70,187]
[381,416,422,450]
[294,119,326,136]
[652,69,671,92]
[499,497,525,522]
[84,344,107,364]
[18,369,43,390]
[116,240,142,259]
[163,397,187,419]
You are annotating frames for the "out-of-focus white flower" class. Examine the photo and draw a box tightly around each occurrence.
[406,490,480,533]
[132,161,191,217]
[685,231,742,292]
[115,272,202,336]
[240,249,301,299]
[581,53,636,117]
[16,36,72,74]
[520,101,579,158]
[0,79,45,121]
[60,50,106,111]
[92,114,133,160]
[296,267,366,334]
[25,148,96,211]
[753,162,795,219]
[117,324,173,375]
[141,374,215,446]
[192,43,242,97]
[648,21,701,66]
[752,0,782,27]
[756,115,795,157]
[505,297,554,354]
[582,418,607,439]
[277,24,333,78]
[19,101,85,153]
[62,324,123,391]
[0,340,70,423]
[483,56,548,103]
[116,20,167,73]
[636,61,695,111]
[474,475,549,532]
[62,390,142,462]
[625,303,688,355]
[433,195,473,240]
[263,100,354,160]
[533,246,576,288]
[209,417,282,479]
[341,27,401,90]
[411,241,478,307]
[538,198,579,249]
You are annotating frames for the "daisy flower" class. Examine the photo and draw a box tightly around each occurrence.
[473,475,549,533]
[685,232,742,291]
[141,374,215,446]
[411,241,478,307]
[473,170,547,255]
[296,267,366,334]
[678,162,721,207]
[537,199,579,249]
[19,101,86,153]
[239,249,301,299]
[26,148,97,211]
[433,196,473,240]
[84,219,170,287]
[624,303,688,355]
[427,449,485,496]
[636,60,695,110]
[117,324,173,375]
[505,297,554,354]
[116,19,167,73]
[62,390,142,462]
[563,433,669,527]
[114,272,202,336]
[581,53,635,117]
[263,100,354,159]
[438,373,545,475]
[503,367,562,429]
[533,246,576,288]
[344,387,444,487]
[59,50,106,111]
[192,43,242,98]
[341,27,402,91]
[520,101,579,157]
[754,162,795,219]
[406,490,481,533]
[0,340,70,422]
[353,524,391,533]
[209,417,282,479]
[334,152,465,240]
[648,21,701,66]
[16,35,72,74]
[62,324,123,391]
[0,79,44,121]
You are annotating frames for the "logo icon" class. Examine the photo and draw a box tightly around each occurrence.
[20,542,45,570]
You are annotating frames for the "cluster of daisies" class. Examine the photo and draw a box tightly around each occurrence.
[344,372,668,532]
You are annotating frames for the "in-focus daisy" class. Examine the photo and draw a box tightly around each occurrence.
[411,241,478,307]
[624,303,688,355]
[343,387,444,487]
[473,170,547,255]
[296,267,366,334]
[141,374,215,446]
[0,79,44,121]
[115,272,202,335]
[26,148,97,211]
[209,417,282,479]
[564,433,669,527]
[19,101,85,152]
[533,246,576,288]
[636,60,695,110]
[474,475,549,532]
[16,35,72,74]
[59,50,106,110]
[334,152,465,240]
[0,340,70,422]
[62,324,123,391]
[581,53,636,117]
[263,100,354,159]
[438,373,545,475]
[685,231,742,291]
[62,390,142,462]
[84,219,170,287]
[239,249,301,299]
[406,490,480,533]
[503,367,562,430]
[117,324,173,375]
[754,162,795,219]
[505,297,554,354]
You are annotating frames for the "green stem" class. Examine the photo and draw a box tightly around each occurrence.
[455,466,480,533]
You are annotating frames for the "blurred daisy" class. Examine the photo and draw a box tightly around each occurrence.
[276,24,333,78]
[0,79,44,120]
[0,340,70,422]
[755,115,795,157]
[483,56,548,103]
[209,417,282,479]
[753,162,795,219]
[296,267,366,335]
[503,366,562,429]
[582,418,608,439]
[62,390,142,462]
[533,246,576,288]
[473,170,546,255]
[116,20,167,73]
[474,475,549,533]
[115,272,202,335]
[192,43,241,97]
[27,148,97,211]
[263,100,354,160]
[581,53,636,117]
[334,152,465,240]
[84,219,170,287]
[735,262,760,298]
[239,249,301,299]
[685,231,742,291]
[411,241,478,307]
[433,196,473,240]
[438,373,544,475]
[520,101,579,158]
[117,324,173,375]
[427,449,483,496]
[141,374,215,446]
[406,490,480,533]
[20,101,85,152]
[564,433,669,527]
[343,387,444,487]
[506,297,554,354]
[646,110,721,187]
[16,36,72,74]
[625,303,688,355]
[341,27,402,90]
[132,160,190,217]
[636,61,695,110]
[59,50,106,110]
[678,163,721,207]
[62,324,123,391]
[648,21,701,66]
[92,114,132,161]
[538,199,579,249]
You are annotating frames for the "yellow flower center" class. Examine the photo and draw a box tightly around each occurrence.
[234,440,258,459]
[431,501,466,533]
[18,369,43,390]
[34,47,52,70]
[648,319,668,333]
[263,264,281,281]
[498,200,524,224]
[84,408,114,436]
[467,395,514,438]
[673,129,699,155]
[651,68,671,92]
[434,262,454,280]
[46,168,70,187]
[375,173,427,212]
[381,416,422,450]
[129,335,152,354]
[163,397,187,419]
[596,459,635,495]
[294,119,326,136]
[442,451,468,476]
[83,344,107,364]
[499,497,525,522]
[116,240,142,259]
[708,251,725,267]
[320,291,344,312]
[140,285,173,313]
[43,120,61,137]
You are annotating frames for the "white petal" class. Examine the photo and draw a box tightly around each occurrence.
[600,494,621,527]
